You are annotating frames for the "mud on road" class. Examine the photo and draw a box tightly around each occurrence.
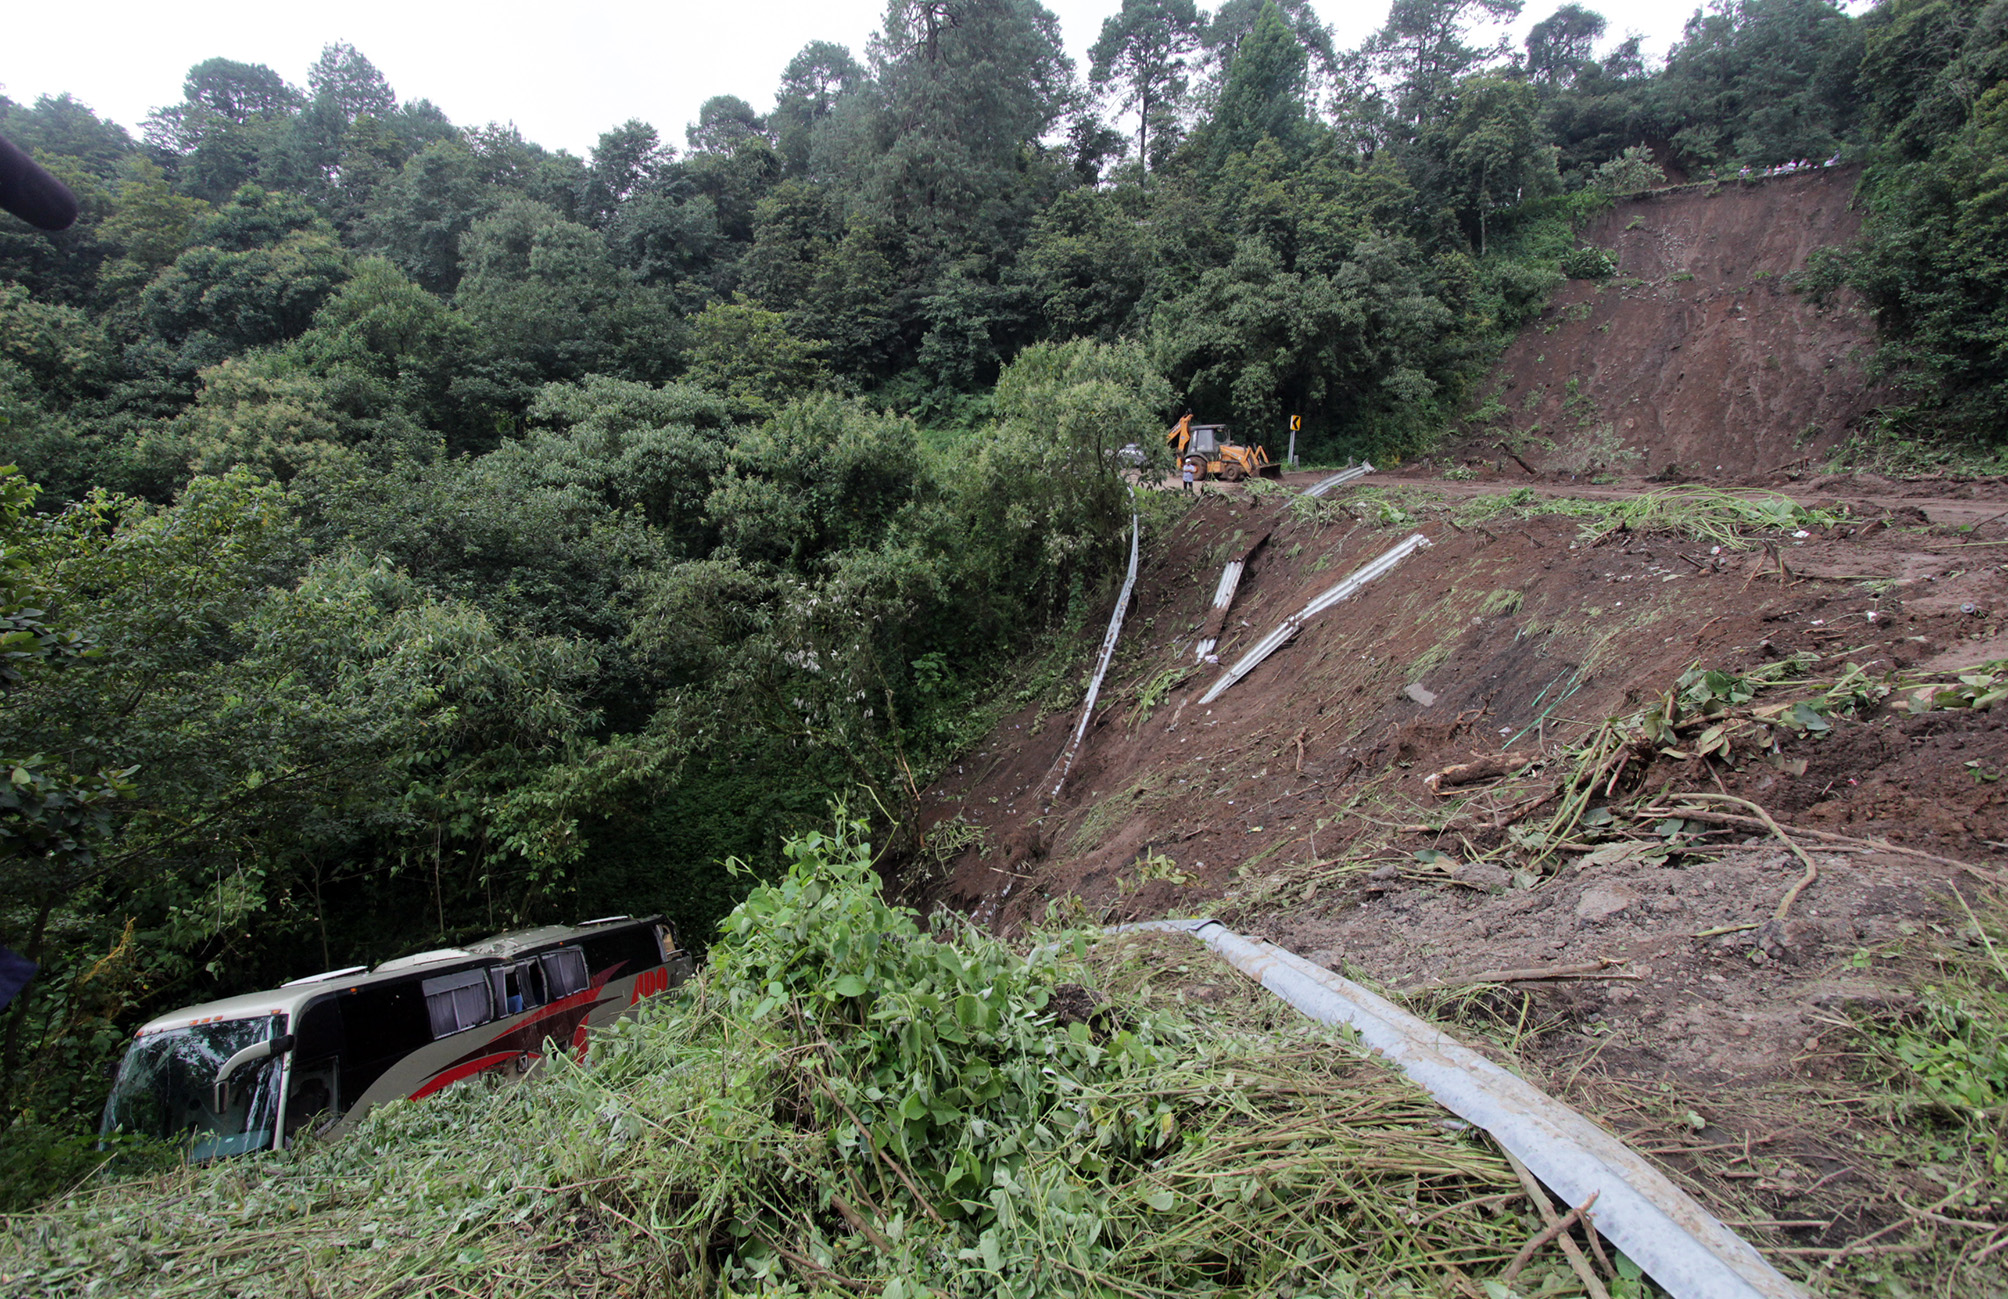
[901,476,2008,1289]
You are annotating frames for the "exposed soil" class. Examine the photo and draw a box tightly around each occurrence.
[1445,166,1886,480]
[913,492,2006,933]
[890,167,2008,1287]
[894,479,2008,1283]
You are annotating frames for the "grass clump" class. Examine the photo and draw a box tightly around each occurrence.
[5,819,1536,1297]
[1454,485,1839,549]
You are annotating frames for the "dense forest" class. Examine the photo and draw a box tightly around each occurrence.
[1,0,2003,1182]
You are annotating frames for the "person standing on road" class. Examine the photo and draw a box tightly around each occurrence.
[1182,459,1197,493]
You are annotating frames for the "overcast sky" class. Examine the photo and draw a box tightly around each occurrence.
[5,1,1708,158]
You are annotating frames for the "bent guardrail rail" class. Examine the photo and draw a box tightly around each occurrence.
[1198,532,1431,705]
[1113,919,1810,1299]
[1050,491,1141,800]
[1303,461,1375,497]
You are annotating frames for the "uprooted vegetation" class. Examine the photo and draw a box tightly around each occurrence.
[3,824,1693,1298]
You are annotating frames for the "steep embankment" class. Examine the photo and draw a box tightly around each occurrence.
[907,479,2008,1286]
[1458,168,1881,480]
[893,167,2008,1286]
[915,490,2005,936]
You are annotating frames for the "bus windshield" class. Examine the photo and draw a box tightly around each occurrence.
[100,1016,284,1160]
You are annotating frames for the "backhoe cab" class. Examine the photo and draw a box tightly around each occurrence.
[1167,415,1282,483]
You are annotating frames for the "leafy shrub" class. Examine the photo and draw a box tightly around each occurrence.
[1560,245,1619,280]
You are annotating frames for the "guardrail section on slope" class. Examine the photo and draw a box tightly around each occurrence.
[1193,525,1272,663]
[1303,461,1376,497]
[1049,493,1141,800]
[1197,532,1431,706]
[1115,919,1809,1299]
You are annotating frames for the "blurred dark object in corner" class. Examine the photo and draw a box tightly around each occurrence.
[0,133,80,230]
[0,945,36,1014]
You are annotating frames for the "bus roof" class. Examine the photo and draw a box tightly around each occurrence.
[131,915,672,1038]
[463,914,664,959]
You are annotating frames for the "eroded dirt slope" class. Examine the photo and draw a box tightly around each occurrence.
[915,490,2004,934]
[900,480,2008,1280]
[1454,168,1883,480]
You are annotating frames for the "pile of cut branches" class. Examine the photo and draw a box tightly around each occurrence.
[1232,656,2007,910]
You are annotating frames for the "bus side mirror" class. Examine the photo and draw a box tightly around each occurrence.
[212,1033,295,1114]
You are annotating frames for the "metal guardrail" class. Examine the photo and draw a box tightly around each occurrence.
[1115,919,1809,1299]
[1197,532,1432,705]
[1049,491,1141,800]
[1302,461,1376,497]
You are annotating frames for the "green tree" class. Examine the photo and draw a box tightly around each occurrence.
[141,59,302,202]
[0,93,134,182]
[1090,0,1205,173]
[453,199,682,406]
[357,139,492,294]
[94,158,211,300]
[517,375,736,552]
[1821,0,2008,432]
[1525,4,1608,87]
[1152,233,1459,456]
[1647,0,1861,169]
[582,120,673,227]
[1368,0,1525,129]
[1587,142,1667,193]
[1198,0,1339,103]
[1020,185,1157,340]
[948,338,1167,623]
[284,256,475,440]
[686,299,834,416]
[708,395,921,567]
[771,42,865,176]
[1188,2,1316,172]
[135,186,352,378]
[851,0,1074,256]
[1441,75,1560,253]
[686,96,765,155]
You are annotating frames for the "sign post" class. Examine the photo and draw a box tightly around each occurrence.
[1288,414,1300,467]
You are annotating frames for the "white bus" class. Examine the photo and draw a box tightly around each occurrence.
[99,915,693,1160]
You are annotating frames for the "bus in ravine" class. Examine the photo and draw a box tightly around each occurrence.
[99,915,694,1160]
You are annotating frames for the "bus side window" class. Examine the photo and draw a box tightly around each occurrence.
[338,981,432,1103]
[578,925,663,982]
[541,947,589,999]
[420,969,495,1039]
[499,961,545,1014]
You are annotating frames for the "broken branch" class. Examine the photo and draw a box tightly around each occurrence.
[1502,1191,1601,1286]
[1422,959,1633,990]
[1646,804,2004,886]
[1502,1151,1612,1299]
[1425,751,1541,795]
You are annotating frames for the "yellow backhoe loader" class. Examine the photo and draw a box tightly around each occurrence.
[1166,414,1282,482]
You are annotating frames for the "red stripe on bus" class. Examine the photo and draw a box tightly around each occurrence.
[408,1051,520,1101]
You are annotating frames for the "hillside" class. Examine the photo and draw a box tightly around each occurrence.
[897,171,2008,1293]
[1455,168,1884,481]
[904,480,2008,1292]
[9,1,2008,1293]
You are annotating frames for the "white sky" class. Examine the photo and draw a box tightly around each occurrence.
[4,1,1706,158]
